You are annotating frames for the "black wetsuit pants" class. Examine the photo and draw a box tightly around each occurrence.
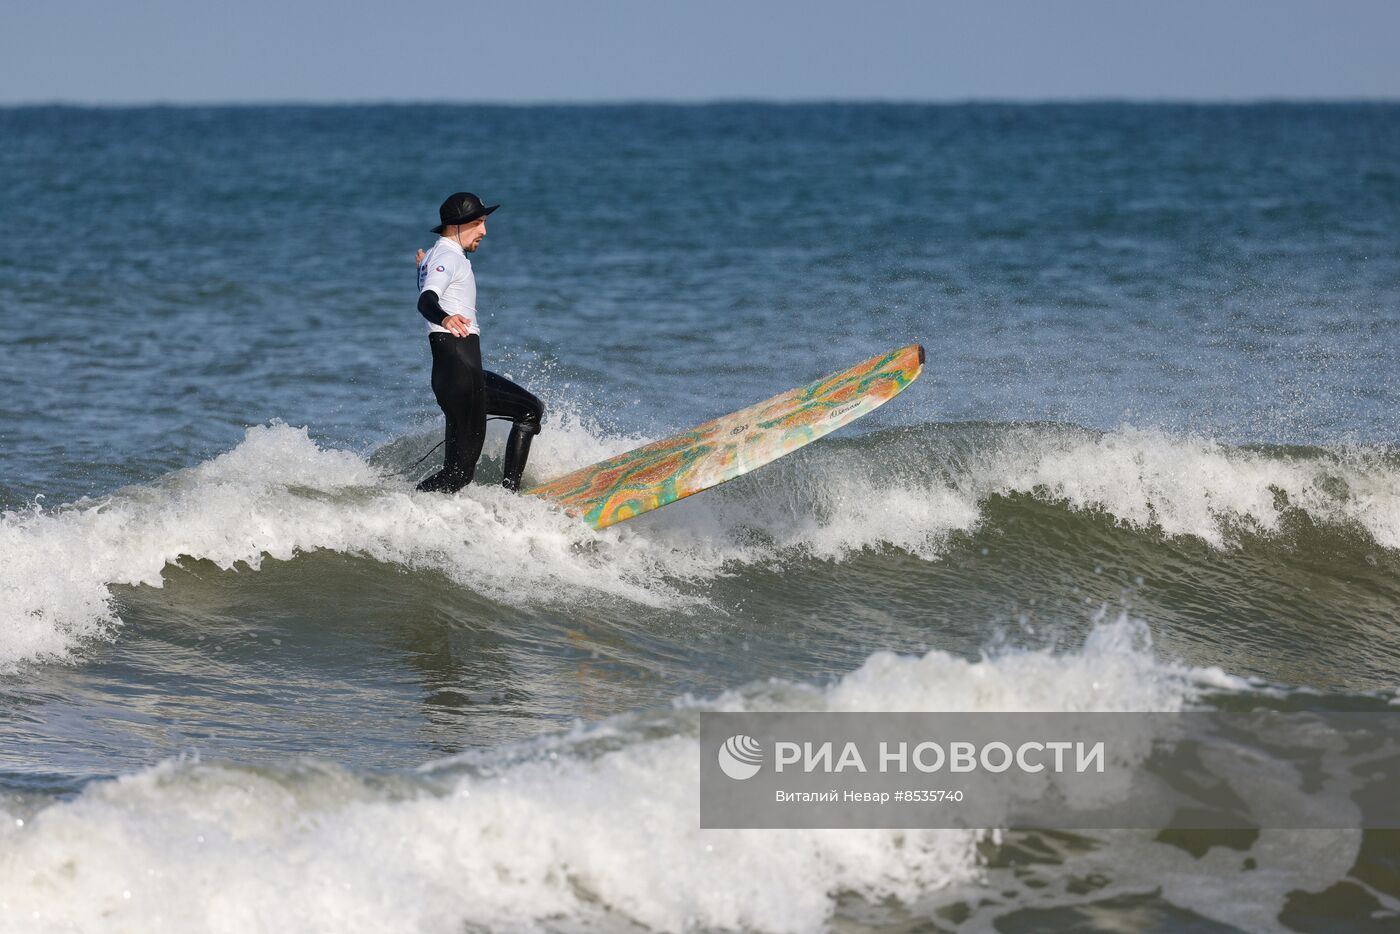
[417,333,545,494]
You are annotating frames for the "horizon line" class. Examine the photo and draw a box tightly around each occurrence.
[3,95,1399,110]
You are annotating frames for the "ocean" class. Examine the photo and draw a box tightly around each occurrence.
[1,103,1397,931]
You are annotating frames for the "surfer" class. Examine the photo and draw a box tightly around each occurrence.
[414,192,545,494]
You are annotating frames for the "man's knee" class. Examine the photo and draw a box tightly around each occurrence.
[516,395,545,435]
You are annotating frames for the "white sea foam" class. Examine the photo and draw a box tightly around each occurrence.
[621,422,1400,571]
[966,425,1400,550]
[4,418,1398,670]
[0,619,1229,934]
[0,421,717,670]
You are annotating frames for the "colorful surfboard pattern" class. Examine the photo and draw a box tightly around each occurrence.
[526,343,925,529]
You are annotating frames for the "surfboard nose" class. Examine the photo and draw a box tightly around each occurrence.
[916,344,925,365]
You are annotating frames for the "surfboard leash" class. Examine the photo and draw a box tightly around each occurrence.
[402,416,520,479]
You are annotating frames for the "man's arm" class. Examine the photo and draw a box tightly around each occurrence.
[418,290,472,337]
[417,289,448,326]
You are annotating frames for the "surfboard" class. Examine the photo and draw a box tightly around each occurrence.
[526,343,925,529]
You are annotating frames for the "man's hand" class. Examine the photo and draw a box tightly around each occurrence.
[415,248,426,266]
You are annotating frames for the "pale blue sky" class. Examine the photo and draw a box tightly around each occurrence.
[2,0,1397,104]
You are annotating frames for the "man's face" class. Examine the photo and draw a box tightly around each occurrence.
[456,218,487,252]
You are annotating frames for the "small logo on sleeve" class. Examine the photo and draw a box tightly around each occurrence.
[435,265,445,272]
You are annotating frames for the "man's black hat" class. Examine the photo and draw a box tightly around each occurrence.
[431,192,499,233]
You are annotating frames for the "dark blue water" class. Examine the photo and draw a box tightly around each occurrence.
[4,104,1397,505]
[1,104,1398,932]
